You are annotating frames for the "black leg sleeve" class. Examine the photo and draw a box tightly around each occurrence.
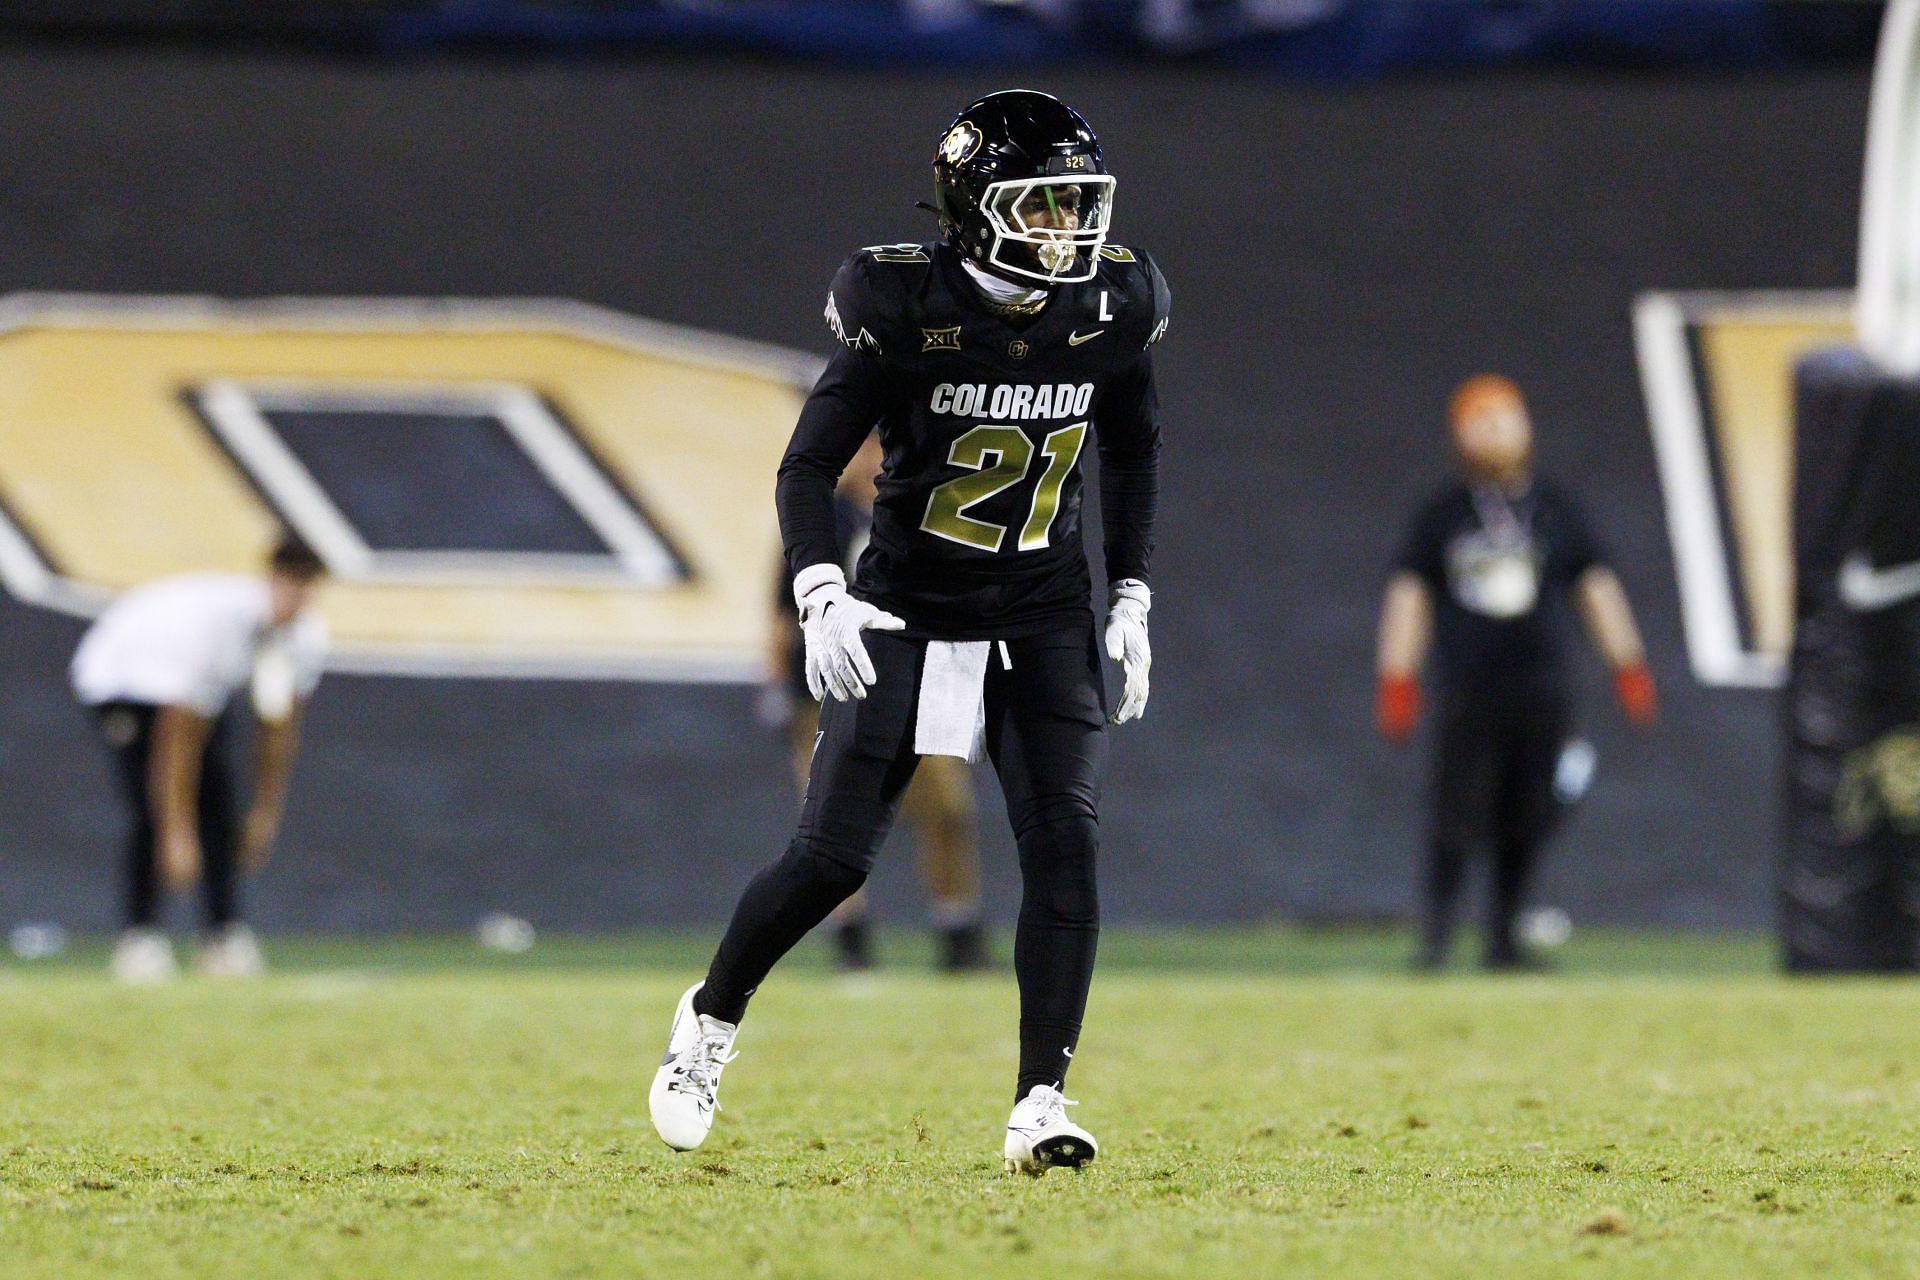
[1420,839,1470,966]
[1486,698,1569,965]
[1425,698,1493,967]
[986,626,1108,1101]
[97,703,161,930]
[1486,836,1535,964]
[699,840,870,1024]
[1011,816,1100,1100]
[198,711,242,930]
[694,633,922,1026]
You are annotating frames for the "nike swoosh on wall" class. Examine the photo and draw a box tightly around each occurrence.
[1839,551,1920,611]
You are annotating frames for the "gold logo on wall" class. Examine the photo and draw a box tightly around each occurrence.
[0,294,815,681]
[1635,290,1854,687]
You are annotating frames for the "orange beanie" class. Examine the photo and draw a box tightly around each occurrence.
[1449,374,1525,428]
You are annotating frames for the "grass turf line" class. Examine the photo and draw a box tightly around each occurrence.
[2,922,1775,977]
[3,931,1918,1278]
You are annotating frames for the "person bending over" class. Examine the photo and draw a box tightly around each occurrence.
[72,534,327,981]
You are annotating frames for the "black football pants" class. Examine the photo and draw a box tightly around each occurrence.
[698,623,1106,1100]
[1423,691,1569,966]
[92,701,242,931]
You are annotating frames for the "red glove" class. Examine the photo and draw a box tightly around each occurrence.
[1614,662,1657,727]
[1376,673,1421,743]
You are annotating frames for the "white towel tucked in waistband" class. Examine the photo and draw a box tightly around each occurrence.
[914,640,990,761]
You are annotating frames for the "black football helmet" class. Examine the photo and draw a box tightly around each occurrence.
[931,90,1114,286]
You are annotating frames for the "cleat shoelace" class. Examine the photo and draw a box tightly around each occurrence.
[667,1034,738,1109]
[1027,1089,1078,1128]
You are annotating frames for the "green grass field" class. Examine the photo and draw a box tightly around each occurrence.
[5,928,1920,1279]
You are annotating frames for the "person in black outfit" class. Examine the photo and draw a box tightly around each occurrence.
[650,90,1165,1174]
[1375,375,1657,970]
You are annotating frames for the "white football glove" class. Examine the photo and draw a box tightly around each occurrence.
[1104,578,1151,725]
[794,564,906,703]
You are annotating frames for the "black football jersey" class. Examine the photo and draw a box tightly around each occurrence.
[776,240,1168,639]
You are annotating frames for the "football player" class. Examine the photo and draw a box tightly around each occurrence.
[1375,376,1656,970]
[651,90,1168,1174]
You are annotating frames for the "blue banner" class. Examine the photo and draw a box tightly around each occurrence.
[372,1,1877,73]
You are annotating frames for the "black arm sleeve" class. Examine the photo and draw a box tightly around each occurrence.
[1396,500,1447,590]
[1551,485,1608,580]
[776,345,891,581]
[1095,352,1162,585]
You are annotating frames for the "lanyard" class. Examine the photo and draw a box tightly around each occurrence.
[1469,484,1534,548]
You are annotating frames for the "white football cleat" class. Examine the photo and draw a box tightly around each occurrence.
[110,928,177,984]
[649,983,739,1152]
[1004,1084,1097,1175]
[197,924,266,978]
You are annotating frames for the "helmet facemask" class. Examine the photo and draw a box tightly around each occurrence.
[979,175,1116,286]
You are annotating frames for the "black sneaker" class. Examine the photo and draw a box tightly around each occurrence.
[834,920,874,972]
[938,922,991,972]
[1414,917,1453,972]
[1483,945,1553,973]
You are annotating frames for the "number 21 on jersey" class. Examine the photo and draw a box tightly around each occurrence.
[920,422,1088,553]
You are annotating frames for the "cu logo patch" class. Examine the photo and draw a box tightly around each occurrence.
[0,294,818,681]
[1835,728,1920,839]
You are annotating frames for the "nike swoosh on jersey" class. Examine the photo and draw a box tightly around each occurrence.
[1067,329,1104,346]
[1838,551,1920,611]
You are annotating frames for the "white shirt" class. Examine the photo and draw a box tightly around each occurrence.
[71,574,327,716]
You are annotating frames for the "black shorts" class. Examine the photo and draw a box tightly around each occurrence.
[797,623,1108,873]
[1429,691,1570,850]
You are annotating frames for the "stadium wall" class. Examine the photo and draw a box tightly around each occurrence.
[0,50,1868,933]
